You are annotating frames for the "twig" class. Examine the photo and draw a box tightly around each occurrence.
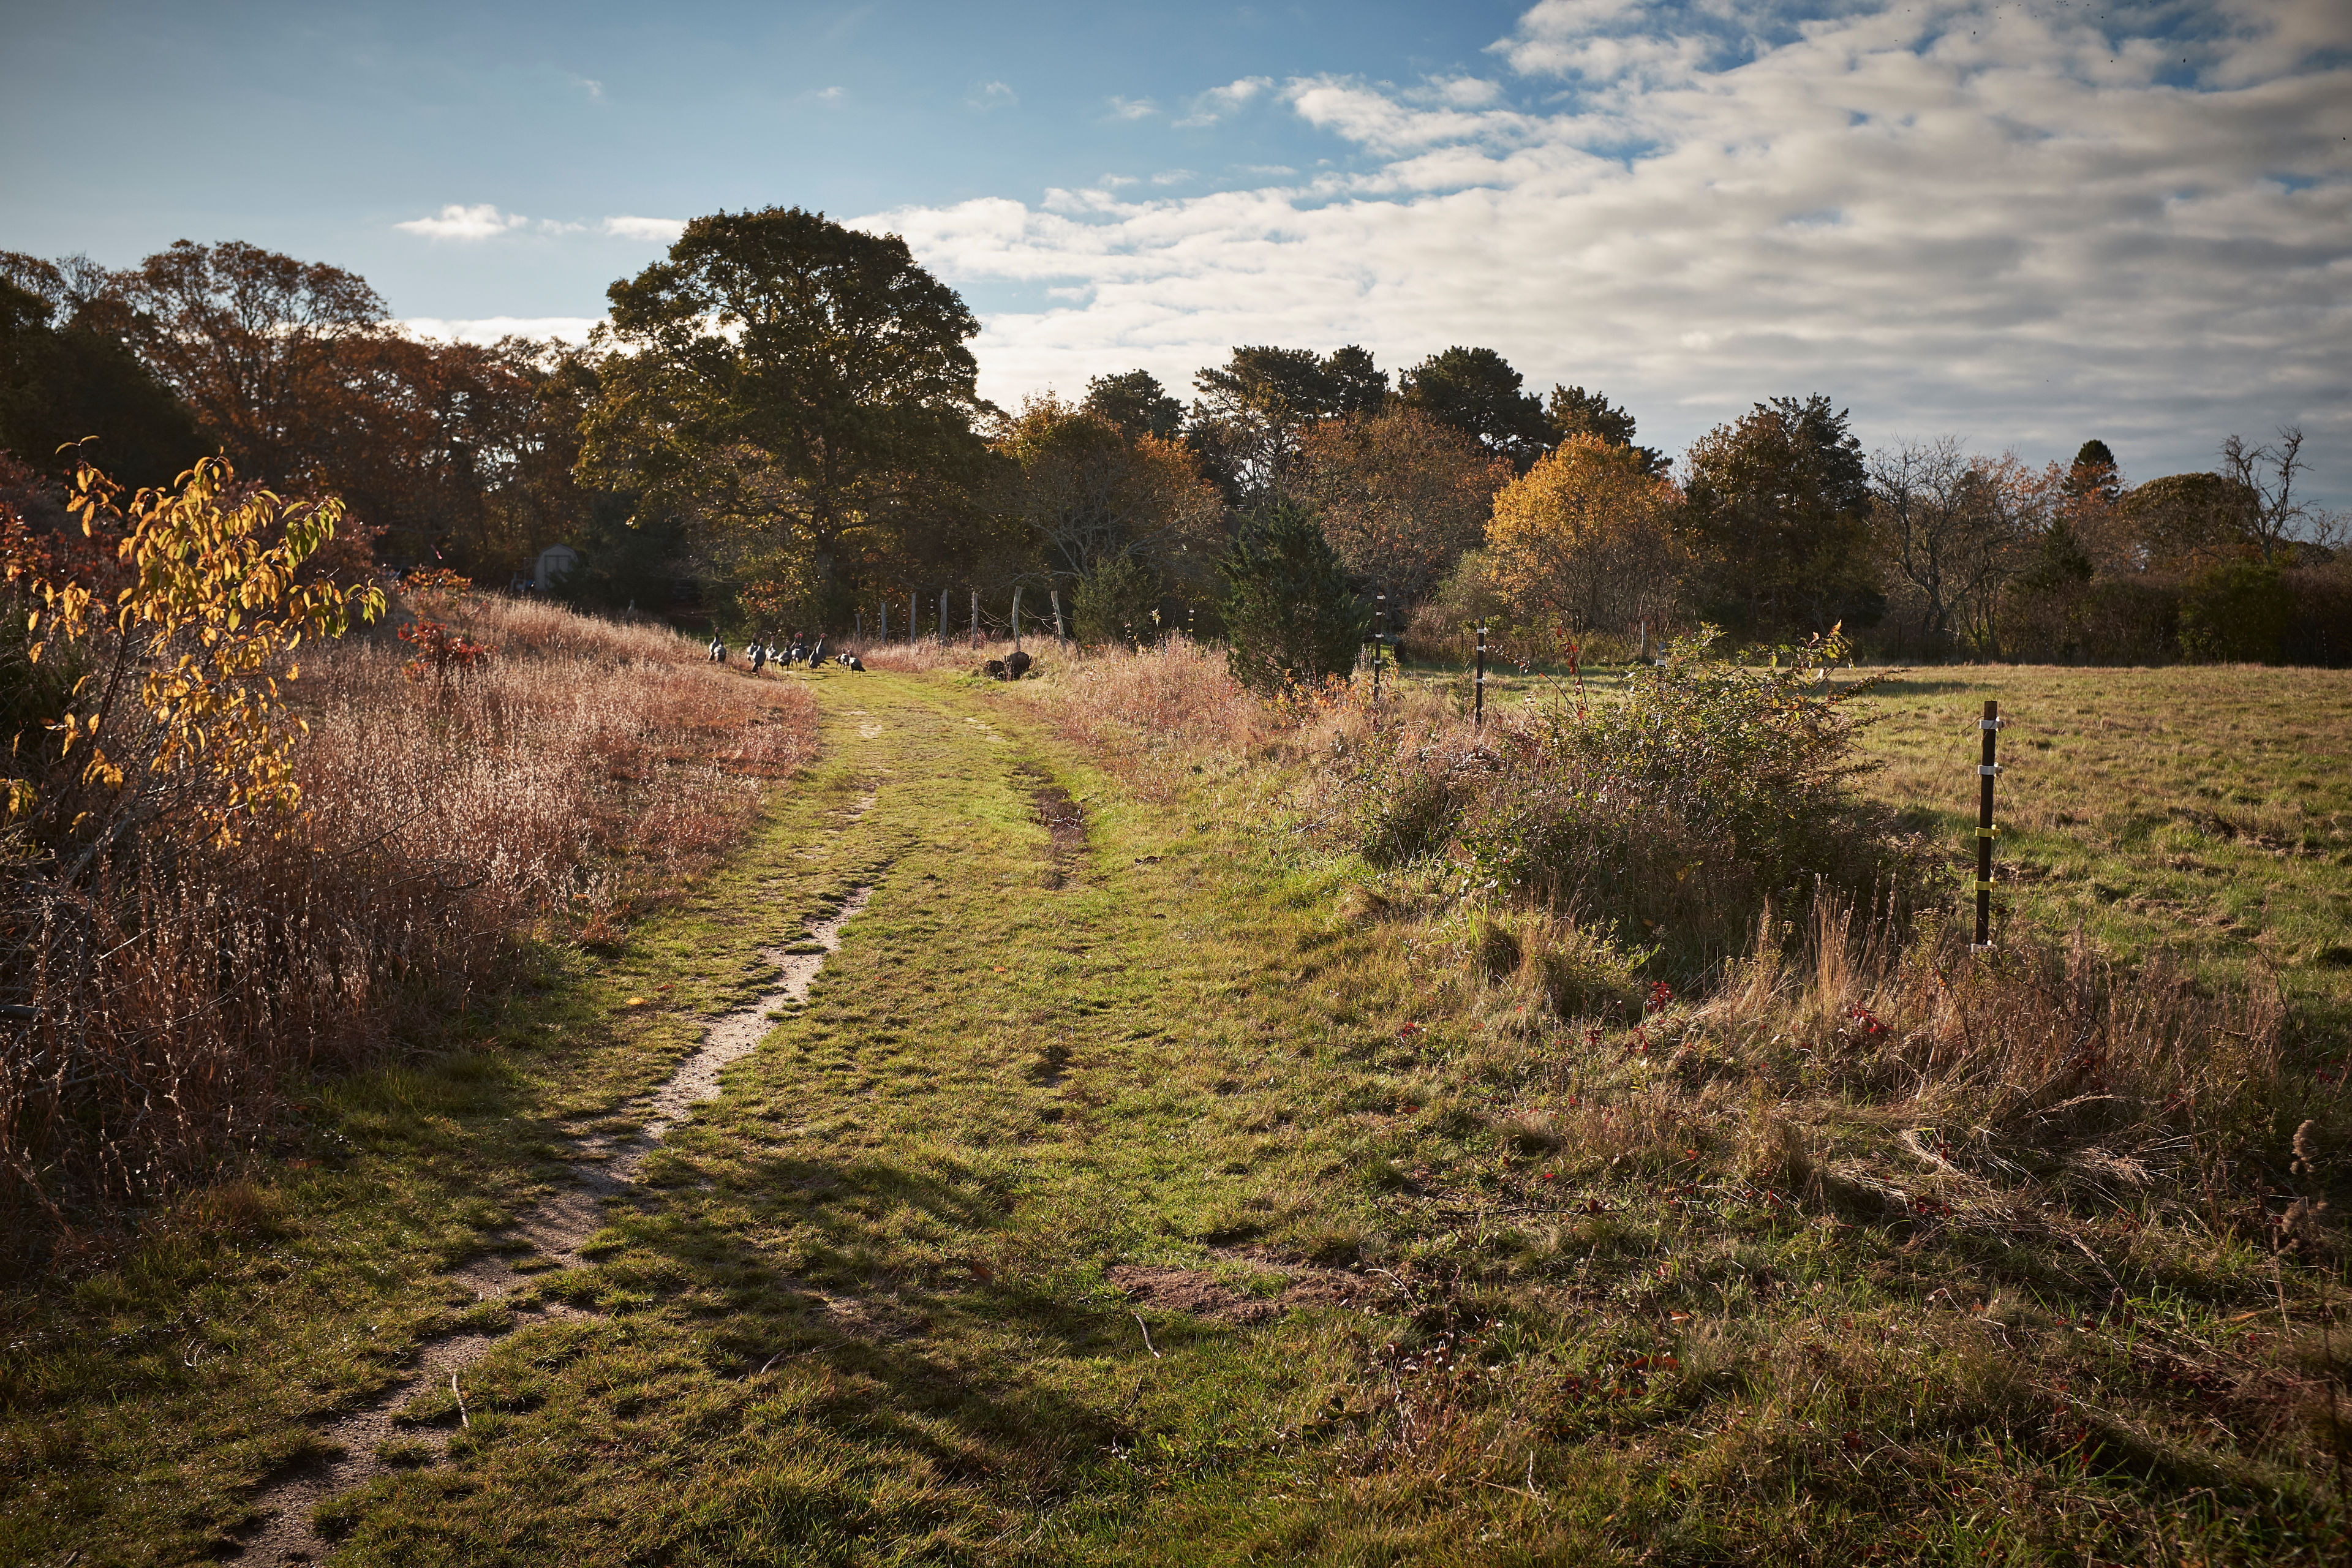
[1133,1312,1161,1359]
[450,1371,469,1428]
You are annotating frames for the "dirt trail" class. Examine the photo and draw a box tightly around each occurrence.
[235,839,877,1562]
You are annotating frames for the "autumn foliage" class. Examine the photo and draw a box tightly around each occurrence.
[0,461,815,1264]
[6,458,383,844]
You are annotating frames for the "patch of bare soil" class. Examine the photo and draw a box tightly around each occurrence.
[233,803,881,1562]
[1109,1251,1376,1327]
[1020,767,1087,886]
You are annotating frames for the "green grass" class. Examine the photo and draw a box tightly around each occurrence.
[4,660,2347,1565]
[1851,664,2352,1044]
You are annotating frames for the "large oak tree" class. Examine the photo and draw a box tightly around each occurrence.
[579,207,995,616]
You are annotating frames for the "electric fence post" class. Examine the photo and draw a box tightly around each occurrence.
[1975,698,2003,951]
[1474,622,1487,729]
[1370,593,1385,715]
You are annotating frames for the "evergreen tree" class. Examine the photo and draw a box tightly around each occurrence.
[1683,394,1879,638]
[1399,347,1551,470]
[1218,500,1369,694]
[2067,439,2122,505]
[1071,554,1163,646]
[1082,369,1182,442]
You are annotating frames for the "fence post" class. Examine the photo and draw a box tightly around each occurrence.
[856,608,864,638]
[1370,593,1384,710]
[969,588,979,649]
[1474,622,1487,729]
[1051,588,1067,643]
[1012,586,1023,651]
[940,588,949,647]
[1975,698,2002,950]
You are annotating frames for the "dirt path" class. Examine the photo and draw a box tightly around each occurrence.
[234,822,878,1562]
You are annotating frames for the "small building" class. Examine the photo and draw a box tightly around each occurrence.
[534,543,581,592]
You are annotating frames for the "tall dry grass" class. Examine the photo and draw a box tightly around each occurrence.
[1,594,815,1268]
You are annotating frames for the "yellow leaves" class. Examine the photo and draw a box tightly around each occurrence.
[18,456,383,845]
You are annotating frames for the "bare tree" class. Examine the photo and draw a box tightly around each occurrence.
[2219,426,2342,563]
[1871,438,2042,654]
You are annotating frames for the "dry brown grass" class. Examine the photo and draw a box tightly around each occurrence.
[0,594,816,1268]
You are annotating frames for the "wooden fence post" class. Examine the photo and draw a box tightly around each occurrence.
[1975,698,2002,950]
[1050,588,1067,642]
[1474,622,1487,729]
[1012,586,1023,650]
[969,589,979,649]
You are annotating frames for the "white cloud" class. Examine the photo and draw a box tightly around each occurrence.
[571,74,605,102]
[399,316,601,346]
[601,215,687,243]
[395,203,530,241]
[813,85,847,105]
[861,2,2352,500]
[1104,96,1158,121]
[1150,168,1197,186]
[1174,75,1273,127]
[968,80,1018,110]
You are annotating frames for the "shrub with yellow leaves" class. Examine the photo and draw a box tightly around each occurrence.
[7,456,382,848]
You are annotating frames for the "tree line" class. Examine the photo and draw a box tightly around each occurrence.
[4,208,2342,669]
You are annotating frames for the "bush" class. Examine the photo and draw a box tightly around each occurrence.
[2282,563,2352,666]
[2179,558,2292,663]
[1219,500,1369,695]
[1349,629,1923,970]
[1071,555,1163,647]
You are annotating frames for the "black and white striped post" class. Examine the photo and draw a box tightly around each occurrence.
[1474,622,1487,729]
[1370,593,1385,709]
[1975,699,2003,950]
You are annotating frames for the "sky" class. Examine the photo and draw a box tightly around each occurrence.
[3,0,2348,503]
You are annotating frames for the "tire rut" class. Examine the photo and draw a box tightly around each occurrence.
[232,796,881,1563]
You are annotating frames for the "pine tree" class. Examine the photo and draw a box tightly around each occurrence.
[1218,500,1370,694]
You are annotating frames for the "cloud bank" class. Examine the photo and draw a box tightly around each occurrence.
[862,0,2352,492]
[394,207,687,245]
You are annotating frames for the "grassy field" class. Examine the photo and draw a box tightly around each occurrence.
[3,654,2346,1565]
[1398,657,2352,1043]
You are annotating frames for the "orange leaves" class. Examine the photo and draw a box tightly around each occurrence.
[396,619,496,697]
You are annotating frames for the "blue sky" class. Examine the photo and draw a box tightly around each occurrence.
[4,0,2349,504]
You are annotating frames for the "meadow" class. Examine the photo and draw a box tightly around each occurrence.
[2,622,2346,1566]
